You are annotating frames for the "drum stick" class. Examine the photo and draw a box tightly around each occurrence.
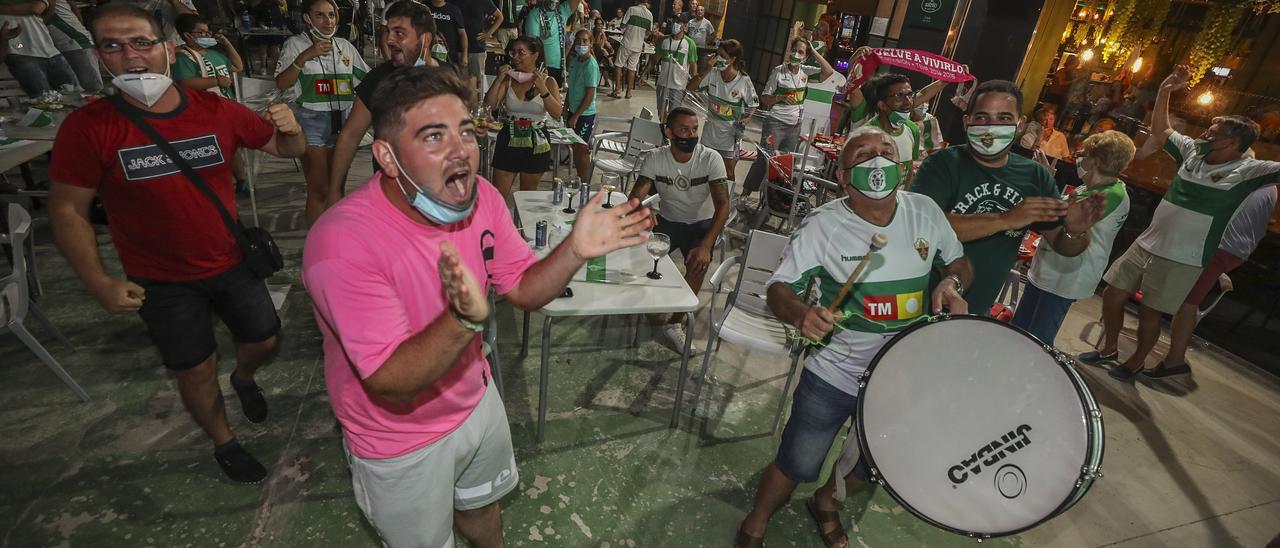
[827,232,889,313]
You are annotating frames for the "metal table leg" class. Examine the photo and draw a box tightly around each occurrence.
[520,310,531,359]
[536,316,553,442]
[669,311,695,428]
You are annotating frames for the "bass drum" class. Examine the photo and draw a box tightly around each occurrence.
[855,314,1103,538]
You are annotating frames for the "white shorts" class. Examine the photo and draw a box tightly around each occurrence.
[345,382,518,547]
[616,45,643,71]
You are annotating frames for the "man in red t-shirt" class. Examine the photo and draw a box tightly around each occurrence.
[47,4,306,484]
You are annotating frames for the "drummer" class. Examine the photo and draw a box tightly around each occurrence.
[735,126,973,548]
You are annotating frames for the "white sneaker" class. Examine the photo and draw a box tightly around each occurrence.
[662,323,699,354]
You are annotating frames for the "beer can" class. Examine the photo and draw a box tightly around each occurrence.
[578,181,589,208]
[535,220,548,248]
[552,178,564,204]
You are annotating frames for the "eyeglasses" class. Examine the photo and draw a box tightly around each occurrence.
[884,91,913,101]
[98,38,164,54]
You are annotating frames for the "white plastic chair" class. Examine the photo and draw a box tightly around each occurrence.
[1,204,89,401]
[590,116,664,193]
[1197,273,1233,325]
[688,229,800,433]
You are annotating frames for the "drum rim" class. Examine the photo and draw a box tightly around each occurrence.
[854,313,1102,539]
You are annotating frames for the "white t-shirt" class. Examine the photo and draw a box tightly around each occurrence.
[1218,186,1277,259]
[697,67,759,152]
[638,144,728,223]
[1,11,60,58]
[684,17,715,48]
[769,192,964,395]
[1135,132,1280,266]
[762,63,818,126]
[656,35,696,90]
[801,71,845,134]
[1029,181,1130,300]
[620,4,652,51]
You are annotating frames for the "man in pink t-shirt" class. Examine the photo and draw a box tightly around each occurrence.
[302,67,653,547]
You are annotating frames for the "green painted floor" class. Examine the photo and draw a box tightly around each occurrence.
[5,90,1280,547]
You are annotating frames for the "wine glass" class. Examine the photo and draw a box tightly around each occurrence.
[563,176,582,214]
[645,233,671,280]
[471,105,490,137]
[600,172,621,208]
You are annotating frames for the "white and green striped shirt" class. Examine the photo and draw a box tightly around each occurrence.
[762,63,818,126]
[656,35,696,90]
[1135,131,1280,266]
[48,0,92,51]
[620,4,652,51]
[275,33,369,112]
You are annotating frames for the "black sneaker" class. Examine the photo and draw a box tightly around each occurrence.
[214,439,267,484]
[1077,350,1118,365]
[1142,362,1192,378]
[229,373,268,424]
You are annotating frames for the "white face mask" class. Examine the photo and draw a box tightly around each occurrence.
[107,43,173,108]
[308,20,336,40]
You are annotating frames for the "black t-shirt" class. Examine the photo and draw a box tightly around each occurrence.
[428,1,466,62]
[449,0,498,54]
[355,62,462,171]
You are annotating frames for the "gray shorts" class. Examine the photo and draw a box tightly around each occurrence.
[657,86,686,116]
[345,382,518,547]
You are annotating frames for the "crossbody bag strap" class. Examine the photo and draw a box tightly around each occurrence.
[107,93,251,252]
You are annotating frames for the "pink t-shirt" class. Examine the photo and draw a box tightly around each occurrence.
[302,174,538,460]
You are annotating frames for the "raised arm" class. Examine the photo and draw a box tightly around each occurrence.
[257,103,307,158]
[1152,65,1191,141]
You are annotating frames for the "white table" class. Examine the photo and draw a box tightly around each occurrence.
[512,191,701,442]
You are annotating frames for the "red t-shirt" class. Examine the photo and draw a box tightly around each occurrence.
[50,88,275,281]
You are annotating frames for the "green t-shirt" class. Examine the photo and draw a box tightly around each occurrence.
[173,47,236,99]
[566,54,600,117]
[911,145,1059,313]
[523,3,574,69]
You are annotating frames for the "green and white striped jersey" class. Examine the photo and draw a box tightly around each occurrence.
[769,192,964,395]
[697,67,759,152]
[276,33,369,112]
[762,63,819,126]
[657,35,697,90]
[1135,131,1280,266]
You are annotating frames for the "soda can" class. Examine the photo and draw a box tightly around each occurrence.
[578,180,589,208]
[535,220,548,248]
[552,178,564,204]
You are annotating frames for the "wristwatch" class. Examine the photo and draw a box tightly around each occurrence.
[945,274,965,294]
[451,308,485,333]
[1062,228,1088,240]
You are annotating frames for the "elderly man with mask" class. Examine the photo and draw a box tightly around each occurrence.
[303,67,653,547]
[912,79,1107,317]
[1080,65,1280,380]
[328,0,457,207]
[735,126,972,548]
[48,4,305,484]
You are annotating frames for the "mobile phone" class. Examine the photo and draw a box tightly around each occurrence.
[641,194,661,208]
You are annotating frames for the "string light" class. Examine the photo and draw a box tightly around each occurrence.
[1132,57,1144,72]
[1198,91,1214,105]
[1081,49,1095,61]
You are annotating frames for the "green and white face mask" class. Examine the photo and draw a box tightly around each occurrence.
[847,155,902,200]
[888,109,912,129]
[966,124,1018,157]
[1194,138,1216,156]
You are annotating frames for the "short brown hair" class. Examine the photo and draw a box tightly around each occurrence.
[1211,115,1260,152]
[89,4,165,42]
[1081,130,1135,177]
[371,67,472,139]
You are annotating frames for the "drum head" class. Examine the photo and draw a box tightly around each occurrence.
[858,315,1092,537]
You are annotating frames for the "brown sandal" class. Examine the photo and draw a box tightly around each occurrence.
[805,496,849,548]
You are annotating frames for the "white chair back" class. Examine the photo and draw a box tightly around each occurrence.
[624,117,664,162]
[731,230,789,318]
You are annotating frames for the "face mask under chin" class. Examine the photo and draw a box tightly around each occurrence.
[387,148,476,225]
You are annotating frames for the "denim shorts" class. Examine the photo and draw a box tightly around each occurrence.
[775,369,869,483]
[295,106,347,148]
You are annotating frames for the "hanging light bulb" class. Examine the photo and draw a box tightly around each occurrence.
[1198,91,1214,105]
[1082,49,1095,62]
[1132,57,1144,72]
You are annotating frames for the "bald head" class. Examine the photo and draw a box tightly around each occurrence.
[840,127,898,169]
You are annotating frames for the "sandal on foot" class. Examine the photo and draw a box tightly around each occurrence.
[734,527,764,548]
[1078,350,1118,365]
[608,91,622,99]
[1107,363,1144,381]
[1142,362,1192,378]
[804,496,848,548]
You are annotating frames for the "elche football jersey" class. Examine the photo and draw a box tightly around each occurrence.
[801,71,846,134]
[638,144,728,223]
[657,35,696,90]
[276,33,369,112]
[621,5,652,51]
[768,192,964,395]
[762,64,818,126]
[698,68,759,151]
[1135,132,1280,266]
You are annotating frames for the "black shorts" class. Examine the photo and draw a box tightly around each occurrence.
[656,215,713,257]
[491,125,552,174]
[130,262,281,371]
